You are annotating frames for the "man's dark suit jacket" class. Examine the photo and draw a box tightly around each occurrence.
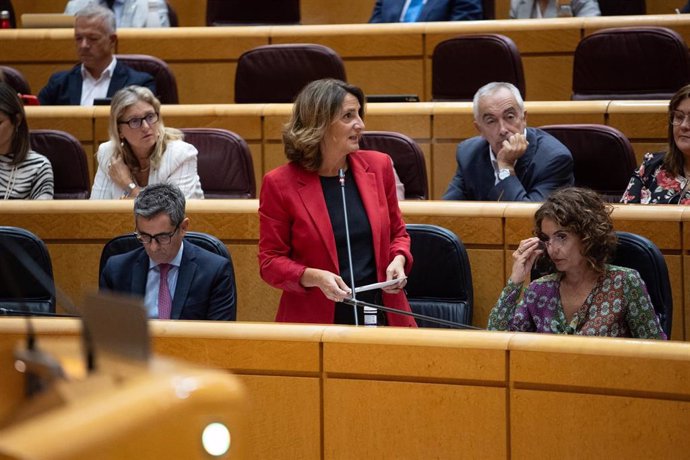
[100,242,236,321]
[442,127,574,201]
[38,61,156,105]
[369,0,483,22]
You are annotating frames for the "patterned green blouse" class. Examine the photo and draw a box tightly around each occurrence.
[487,265,667,339]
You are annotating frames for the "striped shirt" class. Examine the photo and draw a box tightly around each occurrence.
[0,151,54,200]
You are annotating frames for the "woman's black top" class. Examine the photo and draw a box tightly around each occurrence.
[321,169,387,325]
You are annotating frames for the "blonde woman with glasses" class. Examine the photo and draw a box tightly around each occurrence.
[90,85,203,199]
[488,187,666,339]
[622,83,690,204]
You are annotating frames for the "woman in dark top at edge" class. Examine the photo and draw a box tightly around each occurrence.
[258,78,416,327]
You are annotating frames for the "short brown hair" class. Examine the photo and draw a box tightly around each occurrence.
[534,187,616,274]
[282,79,365,171]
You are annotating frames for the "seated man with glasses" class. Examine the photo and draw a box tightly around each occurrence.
[100,183,236,320]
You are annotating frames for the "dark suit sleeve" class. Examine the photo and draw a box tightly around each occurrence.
[489,133,574,202]
[451,0,483,20]
[129,70,157,96]
[99,259,116,291]
[206,258,237,321]
[38,73,65,105]
[369,0,385,22]
[442,142,468,200]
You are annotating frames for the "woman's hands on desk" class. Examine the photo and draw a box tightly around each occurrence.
[509,237,544,284]
[300,268,352,302]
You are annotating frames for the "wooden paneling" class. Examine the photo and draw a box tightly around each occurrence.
[3,322,690,459]
[511,390,690,459]
[324,379,507,459]
[6,16,690,105]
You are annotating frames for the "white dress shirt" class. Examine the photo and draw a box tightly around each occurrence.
[80,57,117,106]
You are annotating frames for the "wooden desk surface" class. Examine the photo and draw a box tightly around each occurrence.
[1,319,688,459]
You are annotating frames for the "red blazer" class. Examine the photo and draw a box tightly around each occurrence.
[258,150,416,327]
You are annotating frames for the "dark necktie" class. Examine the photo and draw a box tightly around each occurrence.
[158,263,172,319]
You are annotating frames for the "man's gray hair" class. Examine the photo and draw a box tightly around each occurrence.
[134,183,186,227]
[75,4,117,34]
[472,82,524,120]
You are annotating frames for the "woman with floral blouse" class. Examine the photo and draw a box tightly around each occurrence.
[621,84,690,204]
[488,187,666,339]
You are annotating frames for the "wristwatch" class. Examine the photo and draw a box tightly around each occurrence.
[123,182,137,197]
[498,168,512,181]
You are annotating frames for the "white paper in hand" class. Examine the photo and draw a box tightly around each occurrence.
[354,277,407,294]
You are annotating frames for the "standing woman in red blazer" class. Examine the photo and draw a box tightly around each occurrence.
[258,79,416,327]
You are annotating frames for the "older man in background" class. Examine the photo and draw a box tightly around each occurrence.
[38,5,155,105]
[443,81,574,201]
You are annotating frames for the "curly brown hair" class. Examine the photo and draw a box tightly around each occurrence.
[534,187,617,274]
[282,79,365,171]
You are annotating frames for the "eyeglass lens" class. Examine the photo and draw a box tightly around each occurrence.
[672,110,690,126]
[125,112,159,129]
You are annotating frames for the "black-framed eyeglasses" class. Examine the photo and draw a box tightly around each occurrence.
[118,112,159,129]
[135,225,179,245]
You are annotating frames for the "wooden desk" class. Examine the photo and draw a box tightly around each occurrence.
[1,320,688,458]
[0,201,687,341]
[4,15,690,104]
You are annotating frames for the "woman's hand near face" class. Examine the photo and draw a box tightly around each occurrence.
[383,255,407,294]
[300,268,352,302]
[509,237,544,285]
[108,155,133,189]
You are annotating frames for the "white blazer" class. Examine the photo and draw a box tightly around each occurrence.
[90,139,205,199]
